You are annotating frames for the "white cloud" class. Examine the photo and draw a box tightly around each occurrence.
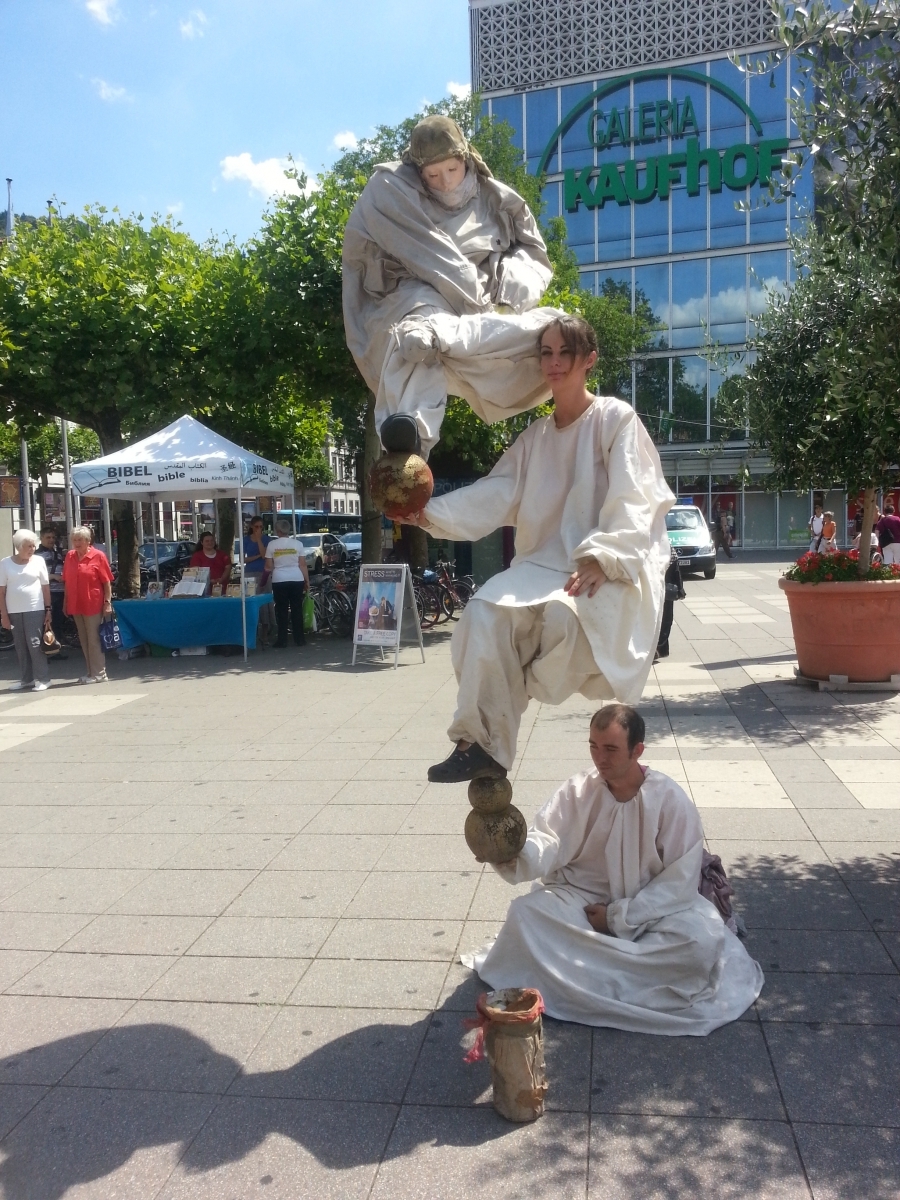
[166,201,184,216]
[332,131,358,151]
[86,0,120,24]
[179,9,207,38]
[93,78,132,103]
[220,153,303,198]
[446,80,471,100]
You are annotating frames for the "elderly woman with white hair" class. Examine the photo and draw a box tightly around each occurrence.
[0,529,53,692]
[62,526,114,684]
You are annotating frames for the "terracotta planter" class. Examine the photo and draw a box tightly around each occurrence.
[778,577,900,681]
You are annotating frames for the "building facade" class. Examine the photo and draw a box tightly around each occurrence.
[470,0,831,548]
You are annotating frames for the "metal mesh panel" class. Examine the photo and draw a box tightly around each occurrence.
[470,0,775,91]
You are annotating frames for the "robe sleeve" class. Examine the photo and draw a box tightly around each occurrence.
[492,775,593,885]
[421,433,529,542]
[572,405,674,586]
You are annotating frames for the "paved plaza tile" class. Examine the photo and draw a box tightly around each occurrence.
[0,554,898,1197]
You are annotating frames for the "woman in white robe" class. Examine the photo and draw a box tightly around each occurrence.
[342,115,562,457]
[464,766,764,1035]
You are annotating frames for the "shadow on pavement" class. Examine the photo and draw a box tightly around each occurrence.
[1,855,898,1199]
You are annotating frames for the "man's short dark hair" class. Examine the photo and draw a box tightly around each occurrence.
[590,704,645,752]
[886,503,896,515]
[538,313,598,360]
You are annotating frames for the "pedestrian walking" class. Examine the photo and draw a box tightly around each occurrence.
[808,503,825,551]
[712,502,734,559]
[242,516,275,645]
[63,526,114,684]
[35,528,67,643]
[876,502,900,565]
[0,530,53,692]
[264,519,310,648]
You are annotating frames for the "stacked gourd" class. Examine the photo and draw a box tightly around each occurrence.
[464,776,527,863]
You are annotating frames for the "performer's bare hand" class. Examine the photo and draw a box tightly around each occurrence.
[565,558,608,597]
[396,510,426,527]
[584,903,609,933]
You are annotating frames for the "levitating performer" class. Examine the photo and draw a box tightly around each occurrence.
[404,314,674,783]
[342,115,563,458]
[463,705,764,1035]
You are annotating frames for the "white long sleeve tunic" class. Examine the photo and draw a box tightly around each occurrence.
[423,396,674,701]
[464,769,764,1035]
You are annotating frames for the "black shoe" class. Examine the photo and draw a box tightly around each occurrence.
[427,743,507,784]
[381,413,422,455]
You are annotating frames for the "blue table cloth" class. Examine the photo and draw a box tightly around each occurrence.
[113,594,271,650]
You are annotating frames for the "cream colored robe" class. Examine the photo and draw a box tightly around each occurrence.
[423,396,674,702]
[463,769,764,1035]
[342,161,561,456]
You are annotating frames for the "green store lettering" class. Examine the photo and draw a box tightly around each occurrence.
[564,137,790,211]
[588,97,699,148]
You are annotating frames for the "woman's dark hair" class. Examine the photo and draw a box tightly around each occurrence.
[537,313,598,359]
[200,532,217,549]
[590,703,645,752]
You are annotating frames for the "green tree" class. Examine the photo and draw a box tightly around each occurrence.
[733,0,900,568]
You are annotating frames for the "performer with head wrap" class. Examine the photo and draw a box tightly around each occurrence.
[342,115,564,458]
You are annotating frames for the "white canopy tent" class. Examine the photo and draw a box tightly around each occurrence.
[70,415,297,661]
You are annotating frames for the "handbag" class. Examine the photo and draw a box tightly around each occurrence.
[41,629,61,657]
[98,617,123,652]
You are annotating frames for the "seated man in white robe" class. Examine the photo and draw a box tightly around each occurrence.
[406,313,673,783]
[463,704,764,1035]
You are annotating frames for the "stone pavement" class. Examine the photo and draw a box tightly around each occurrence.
[0,552,897,1199]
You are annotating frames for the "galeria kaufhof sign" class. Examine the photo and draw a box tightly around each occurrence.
[535,68,790,211]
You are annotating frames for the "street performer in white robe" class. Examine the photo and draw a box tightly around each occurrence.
[463,704,764,1035]
[342,114,563,458]
[404,313,674,783]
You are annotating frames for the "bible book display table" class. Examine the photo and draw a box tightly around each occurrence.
[113,594,271,651]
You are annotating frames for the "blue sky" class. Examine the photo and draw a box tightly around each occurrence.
[3,0,471,243]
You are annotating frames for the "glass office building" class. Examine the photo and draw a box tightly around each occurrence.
[470,0,828,548]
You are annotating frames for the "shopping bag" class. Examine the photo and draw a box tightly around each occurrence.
[98,618,123,652]
[302,591,315,633]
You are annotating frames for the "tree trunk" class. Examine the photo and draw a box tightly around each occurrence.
[111,500,140,596]
[217,499,236,559]
[93,413,142,598]
[406,525,429,571]
[858,486,878,575]
[361,393,383,565]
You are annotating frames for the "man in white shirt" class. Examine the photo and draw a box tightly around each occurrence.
[463,704,764,1035]
[0,529,53,691]
[404,313,673,783]
[264,520,310,648]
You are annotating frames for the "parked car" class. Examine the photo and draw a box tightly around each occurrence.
[339,532,362,564]
[295,532,346,573]
[138,540,196,574]
[665,504,717,578]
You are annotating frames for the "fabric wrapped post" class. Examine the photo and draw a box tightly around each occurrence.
[465,988,547,1123]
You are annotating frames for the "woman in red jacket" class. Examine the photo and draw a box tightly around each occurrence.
[189,532,232,592]
[63,526,114,684]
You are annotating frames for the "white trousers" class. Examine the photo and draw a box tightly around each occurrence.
[448,599,611,770]
[376,308,562,458]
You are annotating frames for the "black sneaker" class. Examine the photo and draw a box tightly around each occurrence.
[427,743,507,784]
[380,413,422,456]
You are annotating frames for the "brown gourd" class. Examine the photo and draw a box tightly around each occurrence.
[464,776,527,863]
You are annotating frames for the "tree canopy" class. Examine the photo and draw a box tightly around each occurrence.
[728,0,900,568]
